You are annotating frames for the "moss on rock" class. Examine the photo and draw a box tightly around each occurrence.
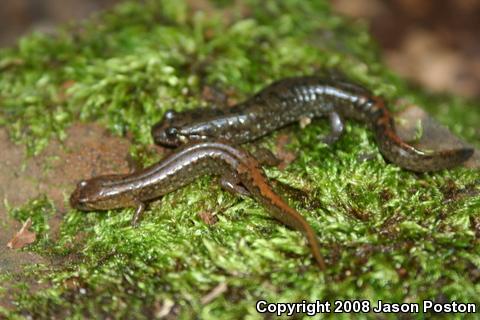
[0,0,479,318]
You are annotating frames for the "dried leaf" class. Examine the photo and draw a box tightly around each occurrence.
[7,218,36,249]
[198,211,218,225]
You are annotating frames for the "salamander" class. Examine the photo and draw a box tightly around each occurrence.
[151,76,473,172]
[70,141,325,269]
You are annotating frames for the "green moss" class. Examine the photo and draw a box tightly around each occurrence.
[0,0,479,318]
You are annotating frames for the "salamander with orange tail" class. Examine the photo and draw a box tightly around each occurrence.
[152,77,473,172]
[70,141,326,269]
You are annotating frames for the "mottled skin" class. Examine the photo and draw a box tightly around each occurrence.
[152,76,473,172]
[70,141,325,270]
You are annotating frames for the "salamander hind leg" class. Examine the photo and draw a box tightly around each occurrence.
[219,173,251,196]
[250,146,281,167]
[318,112,345,146]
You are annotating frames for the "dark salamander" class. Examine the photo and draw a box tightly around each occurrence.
[151,76,473,172]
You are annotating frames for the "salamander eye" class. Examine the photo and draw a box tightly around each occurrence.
[79,180,88,188]
[164,110,177,121]
[165,127,179,137]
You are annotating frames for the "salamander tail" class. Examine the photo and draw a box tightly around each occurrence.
[374,126,473,172]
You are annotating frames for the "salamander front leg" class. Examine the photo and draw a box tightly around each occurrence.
[318,111,345,145]
[219,174,251,197]
[131,201,146,227]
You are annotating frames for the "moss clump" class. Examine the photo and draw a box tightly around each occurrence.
[0,0,479,319]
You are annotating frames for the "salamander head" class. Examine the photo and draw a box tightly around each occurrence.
[152,107,226,147]
[151,123,187,147]
[151,109,195,147]
[151,120,210,148]
[70,176,127,211]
